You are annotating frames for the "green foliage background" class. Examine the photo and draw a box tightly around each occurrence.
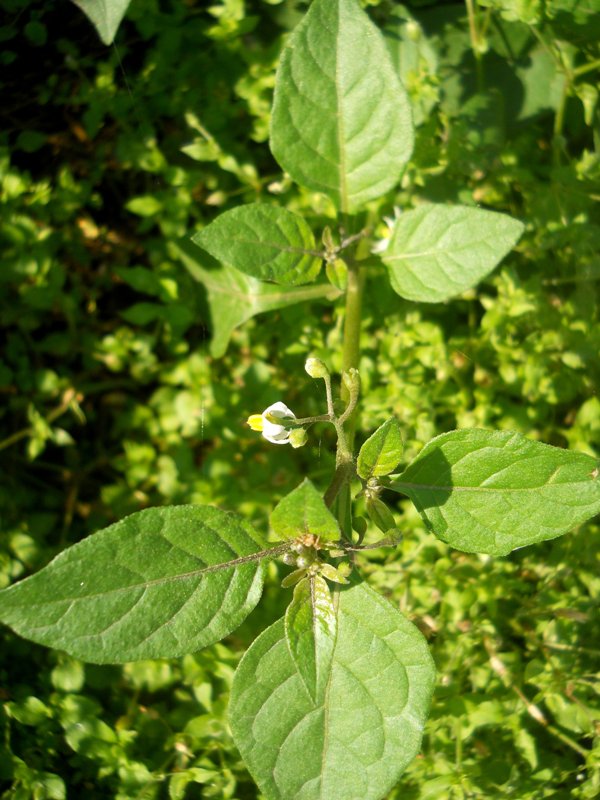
[1,0,599,797]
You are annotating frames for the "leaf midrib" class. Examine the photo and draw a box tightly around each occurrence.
[10,544,287,606]
[392,479,589,494]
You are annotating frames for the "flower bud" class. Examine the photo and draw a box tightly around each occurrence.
[342,367,360,395]
[282,552,297,566]
[366,496,397,533]
[288,428,308,449]
[296,554,315,570]
[321,225,335,251]
[304,358,329,379]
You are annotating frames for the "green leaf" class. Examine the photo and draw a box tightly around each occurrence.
[0,505,274,663]
[71,0,132,45]
[389,429,600,556]
[173,239,340,358]
[192,204,322,285]
[270,478,340,543]
[284,574,336,702]
[357,418,403,479]
[382,204,525,303]
[270,0,413,213]
[230,580,435,800]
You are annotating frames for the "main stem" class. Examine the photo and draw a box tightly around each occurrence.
[328,257,365,539]
[340,258,364,450]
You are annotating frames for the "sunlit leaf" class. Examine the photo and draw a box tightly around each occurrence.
[270,0,413,213]
[192,204,322,286]
[284,574,336,702]
[382,204,524,302]
[390,429,600,556]
[230,580,435,800]
[71,0,131,45]
[270,478,340,543]
[0,506,273,662]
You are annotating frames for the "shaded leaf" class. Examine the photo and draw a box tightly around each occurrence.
[357,418,403,479]
[285,574,336,702]
[192,204,322,285]
[230,580,435,800]
[173,240,340,358]
[0,506,273,662]
[389,429,600,556]
[270,478,340,543]
[382,204,524,302]
[270,0,413,213]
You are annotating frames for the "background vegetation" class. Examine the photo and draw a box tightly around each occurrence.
[1,0,599,797]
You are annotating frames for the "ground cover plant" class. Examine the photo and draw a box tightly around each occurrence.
[1,0,599,798]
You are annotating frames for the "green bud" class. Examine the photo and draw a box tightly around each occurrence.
[282,552,296,566]
[304,358,329,379]
[321,225,335,251]
[366,496,397,533]
[281,568,307,588]
[288,428,308,449]
[342,367,360,395]
[296,554,316,570]
[325,258,348,291]
[352,515,367,536]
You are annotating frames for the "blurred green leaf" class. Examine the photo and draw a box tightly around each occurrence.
[70,0,131,45]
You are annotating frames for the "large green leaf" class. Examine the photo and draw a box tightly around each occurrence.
[357,418,403,480]
[285,575,336,703]
[192,204,322,285]
[270,478,340,543]
[389,429,600,556]
[71,0,132,45]
[382,204,524,302]
[0,506,274,663]
[230,580,435,800]
[173,240,340,358]
[270,0,413,213]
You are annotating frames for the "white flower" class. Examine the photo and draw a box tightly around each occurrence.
[371,206,402,254]
[247,401,296,445]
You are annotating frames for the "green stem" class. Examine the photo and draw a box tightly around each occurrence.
[465,0,485,91]
[340,259,365,449]
[573,58,600,78]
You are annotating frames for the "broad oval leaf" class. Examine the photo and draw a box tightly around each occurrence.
[71,0,131,45]
[192,204,321,285]
[357,417,403,480]
[270,0,413,214]
[389,429,600,556]
[284,574,336,703]
[0,506,271,663]
[230,580,435,800]
[270,478,340,543]
[382,204,525,302]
